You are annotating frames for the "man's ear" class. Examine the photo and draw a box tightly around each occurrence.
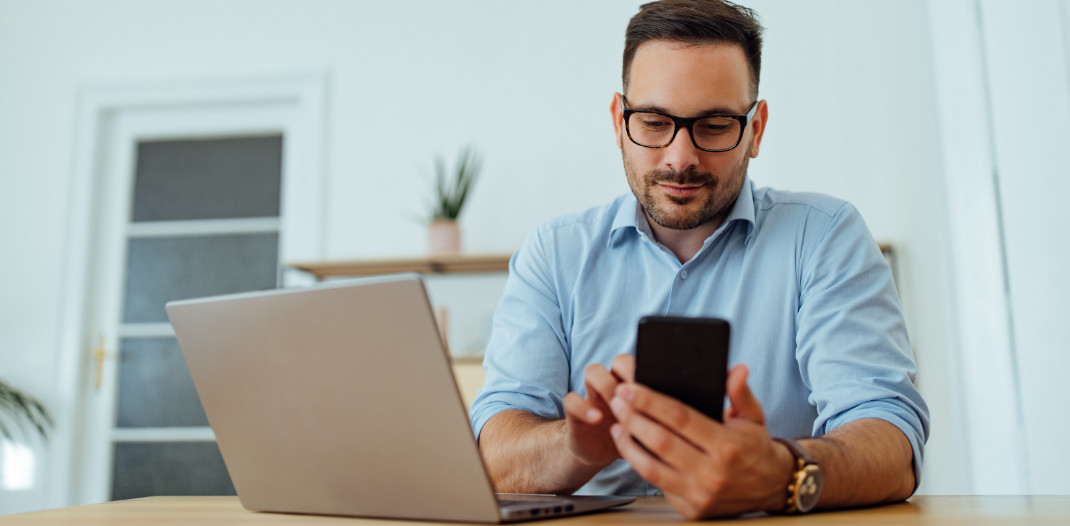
[611,93,624,150]
[749,99,768,158]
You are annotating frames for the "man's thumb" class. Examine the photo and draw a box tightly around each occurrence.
[725,364,765,425]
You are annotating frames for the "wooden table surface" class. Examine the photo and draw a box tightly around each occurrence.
[5,495,1070,525]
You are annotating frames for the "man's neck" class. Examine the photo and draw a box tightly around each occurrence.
[646,214,721,264]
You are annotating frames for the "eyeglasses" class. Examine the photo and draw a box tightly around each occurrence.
[621,96,758,153]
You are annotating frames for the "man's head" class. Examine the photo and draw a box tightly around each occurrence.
[623,0,764,99]
[613,0,767,233]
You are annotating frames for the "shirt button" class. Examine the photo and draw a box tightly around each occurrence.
[680,270,688,280]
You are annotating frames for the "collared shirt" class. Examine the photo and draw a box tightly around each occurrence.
[469,178,930,496]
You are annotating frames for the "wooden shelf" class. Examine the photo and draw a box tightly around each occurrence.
[288,253,512,280]
[290,245,892,281]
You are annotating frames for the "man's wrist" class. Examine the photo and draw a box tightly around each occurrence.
[763,438,797,513]
[561,419,612,490]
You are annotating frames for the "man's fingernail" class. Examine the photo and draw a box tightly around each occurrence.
[617,384,634,401]
[610,396,624,414]
[610,424,622,440]
[587,408,601,422]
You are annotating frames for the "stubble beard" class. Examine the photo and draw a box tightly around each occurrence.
[622,145,750,231]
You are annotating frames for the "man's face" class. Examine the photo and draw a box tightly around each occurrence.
[613,41,766,231]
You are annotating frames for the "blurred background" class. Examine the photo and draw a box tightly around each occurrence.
[0,0,1067,514]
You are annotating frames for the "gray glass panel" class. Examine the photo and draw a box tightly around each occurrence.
[131,136,283,222]
[111,442,236,500]
[116,337,208,428]
[122,233,278,323]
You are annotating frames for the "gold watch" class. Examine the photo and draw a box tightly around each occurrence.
[772,438,823,514]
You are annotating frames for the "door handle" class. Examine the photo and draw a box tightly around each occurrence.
[92,336,109,391]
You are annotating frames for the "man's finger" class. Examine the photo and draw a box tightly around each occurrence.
[564,391,602,425]
[584,363,621,406]
[610,423,690,496]
[608,388,711,475]
[725,364,765,425]
[613,382,722,448]
[610,354,636,383]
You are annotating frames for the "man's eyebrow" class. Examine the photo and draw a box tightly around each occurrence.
[628,102,747,117]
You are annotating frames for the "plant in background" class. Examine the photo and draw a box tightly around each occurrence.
[429,145,483,221]
[0,380,52,442]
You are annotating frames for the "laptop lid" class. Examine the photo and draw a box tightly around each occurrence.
[166,274,504,522]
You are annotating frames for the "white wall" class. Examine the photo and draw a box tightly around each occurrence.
[3,0,1061,513]
[979,0,1070,493]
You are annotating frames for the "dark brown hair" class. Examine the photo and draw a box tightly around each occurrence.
[622,0,764,98]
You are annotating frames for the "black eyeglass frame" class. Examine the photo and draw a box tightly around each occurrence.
[621,96,759,153]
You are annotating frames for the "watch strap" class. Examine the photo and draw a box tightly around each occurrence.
[772,437,822,514]
[774,437,816,466]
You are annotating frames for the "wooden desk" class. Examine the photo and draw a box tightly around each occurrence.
[6,496,1070,525]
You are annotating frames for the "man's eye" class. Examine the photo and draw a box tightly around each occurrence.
[641,119,671,129]
[696,121,733,135]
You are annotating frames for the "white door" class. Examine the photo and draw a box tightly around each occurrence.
[59,77,325,505]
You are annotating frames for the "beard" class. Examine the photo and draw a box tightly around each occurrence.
[622,144,750,231]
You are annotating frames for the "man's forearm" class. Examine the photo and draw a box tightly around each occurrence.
[798,418,916,509]
[478,410,603,494]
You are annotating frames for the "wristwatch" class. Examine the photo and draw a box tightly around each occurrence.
[772,438,823,514]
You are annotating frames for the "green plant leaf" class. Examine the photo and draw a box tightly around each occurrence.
[428,144,482,221]
[0,380,52,443]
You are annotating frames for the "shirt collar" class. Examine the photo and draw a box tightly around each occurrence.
[607,178,757,248]
[724,177,756,241]
[608,194,643,247]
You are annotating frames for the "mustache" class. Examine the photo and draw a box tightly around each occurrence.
[648,168,715,186]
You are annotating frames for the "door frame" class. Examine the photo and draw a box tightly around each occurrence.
[51,74,327,507]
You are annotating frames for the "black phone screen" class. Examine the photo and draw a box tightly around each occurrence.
[634,316,730,422]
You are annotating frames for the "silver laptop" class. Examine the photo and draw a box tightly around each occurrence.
[165,274,634,522]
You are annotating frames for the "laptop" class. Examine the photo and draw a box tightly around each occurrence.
[165,274,634,522]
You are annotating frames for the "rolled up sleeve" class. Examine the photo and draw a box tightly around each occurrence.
[795,203,931,488]
[469,228,571,440]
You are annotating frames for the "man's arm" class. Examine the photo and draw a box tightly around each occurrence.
[479,411,601,494]
[608,360,915,519]
[479,357,635,494]
[797,418,915,508]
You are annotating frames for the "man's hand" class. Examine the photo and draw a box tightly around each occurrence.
[478,354,637,494]
[562,354,636,468]
[608,363,794,519]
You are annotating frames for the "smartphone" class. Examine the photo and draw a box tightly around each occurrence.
[634,316,730,422]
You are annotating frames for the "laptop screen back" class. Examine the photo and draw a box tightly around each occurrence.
[166,275,502,522]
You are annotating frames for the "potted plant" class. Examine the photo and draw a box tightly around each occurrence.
[428,145,482,255]
[0,380,52,443]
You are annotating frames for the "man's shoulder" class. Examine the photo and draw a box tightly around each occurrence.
[532,193,635,238]
[751,184,852,220]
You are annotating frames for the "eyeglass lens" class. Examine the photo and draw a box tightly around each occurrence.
[627,113,742,151]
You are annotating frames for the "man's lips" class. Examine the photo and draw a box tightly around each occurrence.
[657,182,705,198]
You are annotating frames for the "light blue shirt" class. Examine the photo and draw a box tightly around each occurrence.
[469,178,930,496]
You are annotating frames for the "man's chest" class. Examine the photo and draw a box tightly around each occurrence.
[561,234,802,374]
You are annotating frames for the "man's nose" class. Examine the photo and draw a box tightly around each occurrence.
[662,127,701,172]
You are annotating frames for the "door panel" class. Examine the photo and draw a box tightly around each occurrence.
[116,338,207,428]
[110,442,235,500]
[122,233,280,324]
[132,136,283,222]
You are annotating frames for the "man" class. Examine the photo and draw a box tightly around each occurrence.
[469,0,929,519]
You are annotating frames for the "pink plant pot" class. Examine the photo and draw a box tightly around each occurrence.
[429,220,461,255]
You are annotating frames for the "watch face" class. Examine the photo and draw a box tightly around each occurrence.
[796,466,823,513]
